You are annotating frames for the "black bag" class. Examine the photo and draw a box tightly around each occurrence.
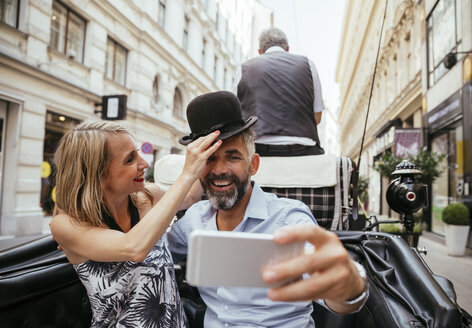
[312,231,472,328]
[0,236,92,328]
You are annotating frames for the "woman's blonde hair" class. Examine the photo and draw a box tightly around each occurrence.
[54,121,134,227]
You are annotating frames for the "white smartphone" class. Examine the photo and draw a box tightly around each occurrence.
[186,230,305,288]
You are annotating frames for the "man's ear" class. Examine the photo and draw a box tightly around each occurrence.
[285,45,290,52]
[250,153,260,175]
[258,49,263,55]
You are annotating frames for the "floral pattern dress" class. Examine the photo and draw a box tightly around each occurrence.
[73,200,188,327]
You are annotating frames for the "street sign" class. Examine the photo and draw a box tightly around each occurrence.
[141,142,153,154]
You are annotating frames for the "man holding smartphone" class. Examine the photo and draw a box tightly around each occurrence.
[168,91,368,327]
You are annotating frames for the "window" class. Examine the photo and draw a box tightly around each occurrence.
[158,0,166,28]
[152,75,160,104]
[105,38,127,85]
[213,55,218,81]
[201,38,206,68]
[427,0,462,86]
[223,67,228,89]
[183,16,189,51]
[0,0,19,28]
[49,1,85,62]
[173,87,183,118]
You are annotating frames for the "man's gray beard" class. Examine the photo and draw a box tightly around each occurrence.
[204,172,251,210]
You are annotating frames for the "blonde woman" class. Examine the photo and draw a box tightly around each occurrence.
[49,121,221,327]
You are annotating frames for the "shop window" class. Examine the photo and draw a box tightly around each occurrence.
[426,0,462,87]
[173,87,183,118]
[49,0,85,62]
[41,111,81,215]
[158,0,166,28]
[105,38,127,85]
[430,123,463,235]
[0,0,19,28]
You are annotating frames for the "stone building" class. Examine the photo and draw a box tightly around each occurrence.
[421,0,471,240]
[337,0,471,244]
[0,0,272,236]
[336,0,424,216]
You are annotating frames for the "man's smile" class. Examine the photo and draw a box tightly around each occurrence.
[211,180,234,191]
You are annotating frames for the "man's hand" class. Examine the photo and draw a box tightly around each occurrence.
[262,224,366,314]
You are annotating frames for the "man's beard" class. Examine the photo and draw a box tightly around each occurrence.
[202,171,251,210]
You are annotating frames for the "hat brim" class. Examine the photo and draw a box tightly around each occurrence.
[179,116,257,146]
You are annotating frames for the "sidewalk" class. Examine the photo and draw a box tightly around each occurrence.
[418,232,472,314]
[1,223,471,315]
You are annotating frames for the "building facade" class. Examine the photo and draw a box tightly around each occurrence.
[421,0,471,241]
[0,0,272,236]
[336,0,424,216]
[337,0,471,244]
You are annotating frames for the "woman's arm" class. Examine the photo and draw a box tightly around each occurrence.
[50,132,221,264]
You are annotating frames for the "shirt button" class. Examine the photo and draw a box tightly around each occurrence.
[224,323,229,327]
[224,305,229,310]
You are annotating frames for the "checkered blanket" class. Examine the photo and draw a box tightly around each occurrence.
[262,157,352,230]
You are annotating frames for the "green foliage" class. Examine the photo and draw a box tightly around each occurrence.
[412,148,447,185]
[358,175,369,204]
[380,221,422,233]
[413,210,424,222]
[373,147,446,185]
[380,222,403,233]
[373,152,399,181]
[442,203,470,226]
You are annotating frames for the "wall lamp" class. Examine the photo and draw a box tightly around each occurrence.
[444,51,472,69]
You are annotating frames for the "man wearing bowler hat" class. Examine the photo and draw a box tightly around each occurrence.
[168,91,368,327]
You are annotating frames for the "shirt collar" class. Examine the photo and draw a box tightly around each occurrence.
[243,182,268,222]
[200,182,269,230]
[265,46,286,54]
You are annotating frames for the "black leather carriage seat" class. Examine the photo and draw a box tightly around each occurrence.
[0,236,91,327]
[1,232,467,328]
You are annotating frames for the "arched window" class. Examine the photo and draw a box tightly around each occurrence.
[152,75,159,105]
[173,87,183,118]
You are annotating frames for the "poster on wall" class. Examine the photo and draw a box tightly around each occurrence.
[394,128,421,158]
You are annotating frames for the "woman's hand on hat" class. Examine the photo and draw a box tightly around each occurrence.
[183,131,222,180]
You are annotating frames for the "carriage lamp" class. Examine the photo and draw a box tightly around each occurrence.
[386,160,428,246]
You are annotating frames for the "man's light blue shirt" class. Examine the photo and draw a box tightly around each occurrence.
[167,182,317,328]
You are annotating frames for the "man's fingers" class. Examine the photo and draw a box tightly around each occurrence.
[267,269,339,302]
[190,131,220,149]
[204,139,222,155]
[273,224,337,249]
[263,246,347,284]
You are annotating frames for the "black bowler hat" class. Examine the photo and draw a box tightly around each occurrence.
[179,91,257,145]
